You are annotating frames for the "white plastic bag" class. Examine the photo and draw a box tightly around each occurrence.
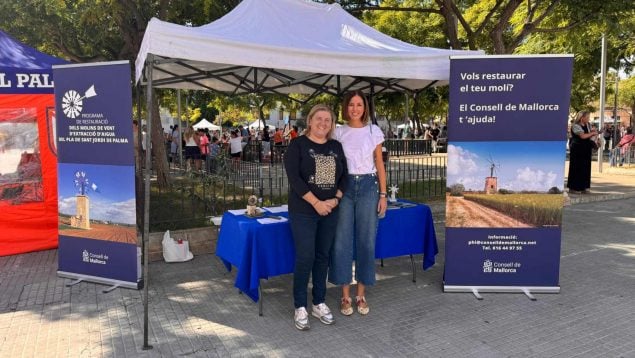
[162,230,194,262]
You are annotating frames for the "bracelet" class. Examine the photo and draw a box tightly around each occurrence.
[312,199,319,206]
[379,192,387,198]
[334,197,340,204]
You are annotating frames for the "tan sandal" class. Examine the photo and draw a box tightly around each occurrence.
[355,296,369,315]
[340,297,353,316]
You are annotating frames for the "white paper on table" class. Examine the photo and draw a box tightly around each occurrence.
[227,208,264,216]
[227,209,247,215]
[257,217,288,224]
[263,206,288,214]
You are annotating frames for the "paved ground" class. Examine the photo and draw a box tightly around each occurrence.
[1,165,634,357]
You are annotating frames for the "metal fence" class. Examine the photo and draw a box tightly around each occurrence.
[150,152,447,231]
[233,139,443,161]
[609,146,635,167]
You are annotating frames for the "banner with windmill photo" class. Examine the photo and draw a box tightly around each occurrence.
[444,55,573,295]
[54,61,140,289]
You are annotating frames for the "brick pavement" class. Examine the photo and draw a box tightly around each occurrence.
[1,169,634,357]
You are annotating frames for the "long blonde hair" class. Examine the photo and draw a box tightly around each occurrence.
[303,104,335,139]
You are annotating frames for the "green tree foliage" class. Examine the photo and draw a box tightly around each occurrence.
[3,0,635,156]
[0,0,239,188]
[449,183,465,196]
[618,77,635,127]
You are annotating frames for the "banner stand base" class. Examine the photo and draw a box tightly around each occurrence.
[444,285,560,301]
[65,278,84,287]
[102,284,121,294]
[58,271,141,290]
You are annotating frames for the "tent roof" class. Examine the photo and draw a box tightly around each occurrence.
[192,118,221,130]
[135,0,482,97]
[0,30,67,70]
[248,120,275,130]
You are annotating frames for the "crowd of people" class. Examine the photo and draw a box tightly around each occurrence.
[160,123,300,172]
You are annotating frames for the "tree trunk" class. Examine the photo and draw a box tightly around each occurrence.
[412,93,421,133]
[149,92,170,188]
[437,0,461,49]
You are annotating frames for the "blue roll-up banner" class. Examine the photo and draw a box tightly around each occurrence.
[444,55,573,296]
[53,61,141,289]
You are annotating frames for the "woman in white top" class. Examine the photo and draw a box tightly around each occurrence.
[183,126,201,171]
[328,90,387,316]
[228,130,243,168]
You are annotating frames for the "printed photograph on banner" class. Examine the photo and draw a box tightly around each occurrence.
[445,141,566,228]
[58,163,137,243]
[0,107,43,205]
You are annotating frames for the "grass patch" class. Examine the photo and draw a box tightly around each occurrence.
[464,193,563,227]
[397,179,446,202]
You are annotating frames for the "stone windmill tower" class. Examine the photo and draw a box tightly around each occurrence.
[70,171,91,229]
[483,156,500,195]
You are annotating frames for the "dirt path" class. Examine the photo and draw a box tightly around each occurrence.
[446,195,532,228]
[59,218,137,244]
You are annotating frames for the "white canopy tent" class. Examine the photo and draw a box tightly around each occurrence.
[135,0,482,97]
[249,120,275,131]
[192,118,221,131]
[134,0,483,347]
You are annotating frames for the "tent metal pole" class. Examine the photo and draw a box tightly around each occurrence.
[598,34,606,172]
[177,89,181,168]
[142,54,154,351]
[136,85,143,174]
[181,95,187,169]
[370,85,377,125]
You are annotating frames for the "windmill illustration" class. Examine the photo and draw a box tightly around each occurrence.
[70,171,91,229]
[61,85,97,119]
[483,155,501,194]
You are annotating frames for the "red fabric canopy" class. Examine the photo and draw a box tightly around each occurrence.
[1,30,65,256]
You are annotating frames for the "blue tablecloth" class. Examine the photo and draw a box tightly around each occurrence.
[216,202,438,302]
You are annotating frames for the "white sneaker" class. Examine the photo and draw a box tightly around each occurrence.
[294,307,310,331]
[311,303,335,325]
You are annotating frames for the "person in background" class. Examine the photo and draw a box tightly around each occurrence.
[601,123,613,151]
[289,125,299,141]
[616,127,634,166]
[329,90,387,316]
[229,130,243,168]
[208,136,220,173]
[169,124,180,164]
[198,128,210,172]
[284,104,347,331]
[273,128,285,163]
[183,126,201,172]
[430,124,440,153]
[567,111,597,194]
[261,127,271,162]
[274,128,284,146]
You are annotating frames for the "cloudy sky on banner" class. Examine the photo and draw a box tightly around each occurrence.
[58,163,136,225]
[447,141,566,192]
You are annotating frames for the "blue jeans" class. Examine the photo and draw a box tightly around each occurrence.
[289,211,338,309]
[329,174,379,286]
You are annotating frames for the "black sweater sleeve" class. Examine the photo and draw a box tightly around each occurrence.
[283,138,311,199]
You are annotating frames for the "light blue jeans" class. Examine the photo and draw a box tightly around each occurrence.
[328,174,379,286]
